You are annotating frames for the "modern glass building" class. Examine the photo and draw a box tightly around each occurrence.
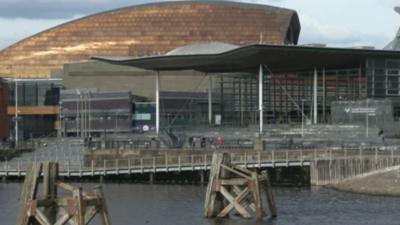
[60,90,132,137]
[2,78,61,140]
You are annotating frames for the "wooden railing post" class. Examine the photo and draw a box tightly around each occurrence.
[391,148,394,166]
[91,160,94,176]
[244,152,247,168]
[313,149,317,161]
[191,155,194,170]
[5,160,8,177]
[153,157,156,173]
[375,147,378,168]
[140,158,144,173]
[79,161,82,177]
[67,160,71,177]
[272,150,275,167]
[258,151,261,168]
[178,155,181,171]
[204,154,207,170]
[115,159,119,175]
[300,150,303,166]
[128,158,131,175]
[103,160,106,176]
[165,154,168,172]
[17,160,21,177]
[286,150,289,167]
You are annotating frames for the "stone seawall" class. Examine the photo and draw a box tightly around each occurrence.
[331,166,400,196]
[310,156,400,186]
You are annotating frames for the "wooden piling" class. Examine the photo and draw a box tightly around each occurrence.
[43,161,58,224]
[204,152,277,219]
[15,163,42,225]
[260,171,277,218]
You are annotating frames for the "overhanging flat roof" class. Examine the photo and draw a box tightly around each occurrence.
[92,44,400,74]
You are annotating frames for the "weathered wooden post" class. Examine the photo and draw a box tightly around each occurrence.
[94,186,112,225]
[43,162,58,224]
[15,163,42,225]
[16,161,112,225]
[260,170,277,218]
[204,152,277,219]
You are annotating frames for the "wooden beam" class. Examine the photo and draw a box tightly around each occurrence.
[217,187,250,217]
[251,173,263,219]
[73,188,85,225]
[220,164,251,179]
[16,163,42,225]
[220,178,248,186]
[261,171,277,218]
[43,161,59,224]
[220,186,251,218]
[204,153,224,217]
[84,207,98,225]
[54,213,73,225]
[94,186,112,225]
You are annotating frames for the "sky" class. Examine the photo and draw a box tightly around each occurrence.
[0,0,399,50]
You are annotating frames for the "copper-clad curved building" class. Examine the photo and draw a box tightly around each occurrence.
[0,1,300,78]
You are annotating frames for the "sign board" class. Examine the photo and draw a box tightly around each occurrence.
[344,107,376,116]
[215,114,221,125]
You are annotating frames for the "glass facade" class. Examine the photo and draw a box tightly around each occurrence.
[366,58,400,97]
[6,79,62,140]
[8,80,61,106]
[133,102,156,131]
[14,115,57,139]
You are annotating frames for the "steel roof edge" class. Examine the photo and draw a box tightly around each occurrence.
[92,43,400,65]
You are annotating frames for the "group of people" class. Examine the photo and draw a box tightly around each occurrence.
[188,136,224,149]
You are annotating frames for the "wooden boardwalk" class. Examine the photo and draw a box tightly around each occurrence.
[1,147,399,178]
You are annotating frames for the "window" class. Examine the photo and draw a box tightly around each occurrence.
[386,69,400,95]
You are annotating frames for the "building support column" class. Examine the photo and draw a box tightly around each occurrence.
[156,71,160,136]
[313,67,318,124]
[322,67,326,123]
[15,79,18,147]
[259,64,264,135]
[358,62,362,98]
[208,74,212,126]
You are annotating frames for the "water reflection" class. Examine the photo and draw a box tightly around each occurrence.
[0,183,399,225]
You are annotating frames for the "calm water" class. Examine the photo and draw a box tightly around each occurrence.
[1,182,400,225]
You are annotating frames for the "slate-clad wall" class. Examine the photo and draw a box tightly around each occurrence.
[0,1,299,78]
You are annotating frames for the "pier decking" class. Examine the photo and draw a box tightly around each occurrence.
[1,147,400,181]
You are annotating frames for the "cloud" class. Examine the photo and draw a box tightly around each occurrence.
[0,17,75,49]
[0,0,162,19]
[298,14,393,48]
